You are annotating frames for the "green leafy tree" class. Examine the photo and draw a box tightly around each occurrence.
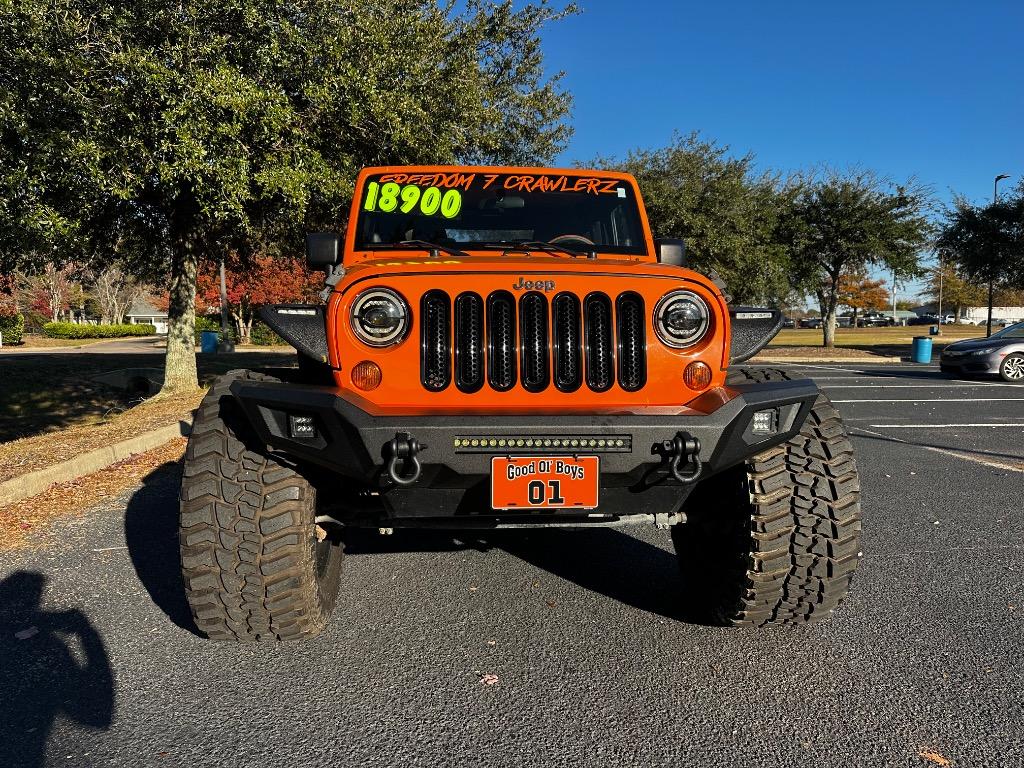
[921,262,986,322]
[936,189,1024,334]
[782,170,932,347]
[596,132,796,304]
[1,0,576,391]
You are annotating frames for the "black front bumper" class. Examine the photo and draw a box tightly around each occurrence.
[230,379,819,523]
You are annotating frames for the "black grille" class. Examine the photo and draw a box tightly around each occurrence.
[583,293,614,392]
[552,292,582,392]
[419,288,646,394]
[519,292,549,392]
[454,292,484,392]
[420,290,450,391]
[616,292,646,391]
[487,291,517,390]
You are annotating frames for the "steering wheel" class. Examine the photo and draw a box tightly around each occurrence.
[549,234,596,247]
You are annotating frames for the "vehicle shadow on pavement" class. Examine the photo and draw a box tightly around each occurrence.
[124,460,202,636]
[0,571,114,768]
[345,527,712,624]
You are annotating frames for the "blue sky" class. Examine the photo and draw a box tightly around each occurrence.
[543,1,1023,211]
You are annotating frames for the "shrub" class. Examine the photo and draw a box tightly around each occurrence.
[193,315,286,346]
[0,313,25,345]
[42,322,156,339]
[249,320,285,346]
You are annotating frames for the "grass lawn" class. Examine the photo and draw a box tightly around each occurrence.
[770,325,987,352]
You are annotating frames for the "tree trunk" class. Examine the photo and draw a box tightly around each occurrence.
[819,279,840,348]
[161,241,199,394]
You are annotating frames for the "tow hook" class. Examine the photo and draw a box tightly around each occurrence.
[385,432,425,486]
[662,432,702,484]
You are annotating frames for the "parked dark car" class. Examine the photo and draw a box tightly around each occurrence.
[799,317,823,329]
[782,316,796,329]
[908,314,938,326]
[859,312,895,327]
[940,321,1024,382]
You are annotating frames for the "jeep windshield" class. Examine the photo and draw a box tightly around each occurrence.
[354,171,647,256]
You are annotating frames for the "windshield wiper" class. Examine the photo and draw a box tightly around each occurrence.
[367,240,471,259]
[479,240,595,259]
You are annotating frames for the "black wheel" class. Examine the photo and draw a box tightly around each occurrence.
[672,368,863,625]
[999,353,1024,383]
[179,370,343,641]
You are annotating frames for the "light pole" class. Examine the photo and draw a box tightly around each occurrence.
[987,173,1011,337]
[218,257,235,352]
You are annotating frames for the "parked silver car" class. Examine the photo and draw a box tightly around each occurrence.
[940,321,1024,382]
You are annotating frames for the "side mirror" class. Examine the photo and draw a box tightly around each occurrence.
[654,237,686,267]
[305,232,339,271]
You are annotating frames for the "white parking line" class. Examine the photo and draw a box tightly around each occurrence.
[834,398,1024,403]
[851,426,1024,473]
[868,423,1024,428]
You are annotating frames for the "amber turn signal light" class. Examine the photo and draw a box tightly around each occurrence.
[351,360,382,391]
[683,361,712,390]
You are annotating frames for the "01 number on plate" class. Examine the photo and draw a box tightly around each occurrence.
[490,456,599,510]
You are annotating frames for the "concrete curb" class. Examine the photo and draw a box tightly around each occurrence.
[0,420,192,507]
[752,356,905,364]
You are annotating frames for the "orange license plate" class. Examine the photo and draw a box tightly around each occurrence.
[490,456,600,510]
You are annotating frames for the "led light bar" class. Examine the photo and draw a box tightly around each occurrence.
[453,435,632,453]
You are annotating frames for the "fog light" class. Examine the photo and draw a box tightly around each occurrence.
[351,360,382,391]
[683,361,712,390]
[289,414,317,439]
[752,408,778,435]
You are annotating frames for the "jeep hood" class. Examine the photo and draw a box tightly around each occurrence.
[337,254,721,292]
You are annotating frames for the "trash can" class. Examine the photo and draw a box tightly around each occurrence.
[911,336,933,364]
[929,325,939,336]
[200,330,220,354]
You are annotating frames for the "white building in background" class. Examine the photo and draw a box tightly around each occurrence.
[913,304,1024,324]
[126,297,169,334]
[961,306,1024,324]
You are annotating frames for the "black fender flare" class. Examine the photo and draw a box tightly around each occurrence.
[728,307,784,365]
[258,304,329,363]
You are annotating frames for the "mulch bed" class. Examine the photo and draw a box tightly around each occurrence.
[0,438,186,550]
[0,391,202,483]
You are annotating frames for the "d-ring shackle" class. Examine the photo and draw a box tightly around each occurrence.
[664,432,702,484]
[386,432,424,486]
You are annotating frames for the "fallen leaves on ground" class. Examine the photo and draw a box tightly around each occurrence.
[918,749,951,767]
[755,345,888,360]
[0,438,186,550]
[478,674,499,686]
[0,391,201,483]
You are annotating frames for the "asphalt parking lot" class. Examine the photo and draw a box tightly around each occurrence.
[1,363,1022,768]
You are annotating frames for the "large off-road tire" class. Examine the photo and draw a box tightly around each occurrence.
[179,370,343,641]
[671,367,862,626]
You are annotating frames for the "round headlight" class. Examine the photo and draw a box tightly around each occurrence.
[351,288,409,347]
[654,290,710,348]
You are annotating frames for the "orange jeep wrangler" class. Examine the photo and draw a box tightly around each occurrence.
[179,166,862,641]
